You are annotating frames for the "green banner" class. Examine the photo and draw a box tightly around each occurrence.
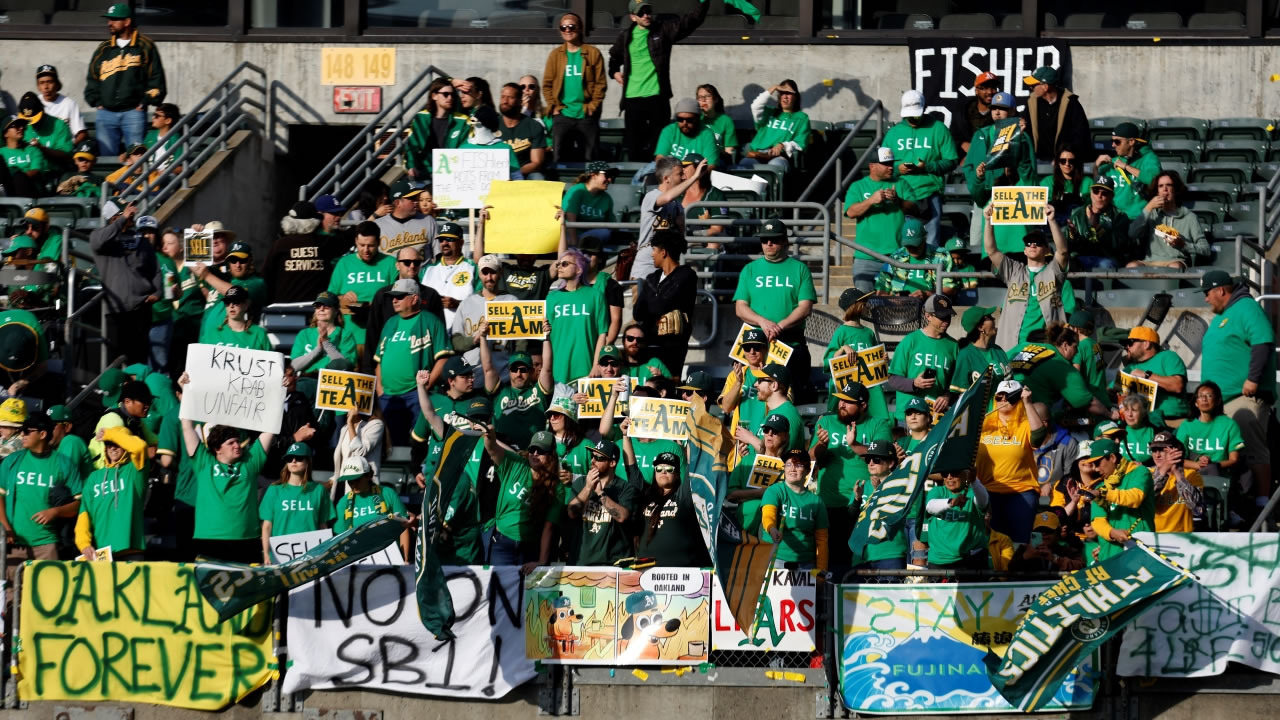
[984,542,1193,711]
[848,370,992,558]
[416,428,481,640]
[194,514,406,621]
[982,116,1023,171]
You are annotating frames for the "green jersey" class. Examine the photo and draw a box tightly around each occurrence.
[627,357,670,381]
[1175,415,1245,464]
[625,27,660,99]
[290,324,359,373]
[374,310,452,395]
[563,183,615,222]
[23,115,72,153]
[1075,336,1108,402]
[810,412,893,508]
[875,247,951,295]
[761,482,828,563]
[56,433,95,480]
[655,122,722,163]
[80,462,147,553]
[0,144,48,174]
[823,324,889,419]
[199,275,268,338]
[1202,294,1277,404]
[335,484,407,532]
[573,466,639,566]
[924,484,988,565]
[852,474,909,563]
[1011,343,1099,411]
[0,449,82,547]
[560,49,585,118]
[749,108,809,152]
[199,321,271,350]
[191,441,266,541]
[259,482,335,536]
[489,450,564,542]
[491,382,549,450]
[888,329,958,421]
[152,253,178,323]
[843,176,909,260]
[327,252,397,302]
[883,116,959,201]
[1120,349,1191,420]
[732,256,816,346]
[703,113,739,153]
[950,343,1011,398]
[546,286,608,384]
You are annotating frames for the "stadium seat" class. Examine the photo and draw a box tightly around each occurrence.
[1149,139,1203,165]
[702,13,748,28]
[487,10,549,27]
[1184,182,1238,204]
[1210,118,1274,142]
[1190,162,1253,185]
[1182,200,1225,228]
[1161,161,1191,183]
[0,9,44,22]
[1188,11,1245,29]
[1254,162,1280,181]
[1063,13,1105,29]
[1205,139,1268,164]
[1200,475,1231,531]
[1147,117,1210,142]
[943,183,971,204]
[591,10,614,29]
[1238,182,1266,200]
[1212,221,1258,240]
[1000,13,1057,30]
[1126,12,1183,29]
[938,12,995,30]
[605,182,642,220]
[1227,201,1260,222]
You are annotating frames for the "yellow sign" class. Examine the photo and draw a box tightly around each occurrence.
[483,180,562,254]
[627,397,692,441]
[746,454,784,489]
[316,369,376,414]
[577,377,638,419]
[18,561,275,710]
[486,300,547,340]
[728,323,793,367]
[989,186,1048,226]
[829,344,889,389]
[183,229,211,266]
[320,47,395,85]
[1117,370,1159,410]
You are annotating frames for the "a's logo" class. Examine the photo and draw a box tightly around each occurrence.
[1070,615,1109,642]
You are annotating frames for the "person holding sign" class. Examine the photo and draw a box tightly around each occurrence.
[733,216,816,397]
[977,380,1046,544]
[1095,122,1163,221]
[481,428,562,573]
[546,248,608,384]
[327,222,398,351]
[1116,326,1191,425]
[983,202,1070,350]
[1175,381,1243,477]
[76,423,148,561]
[886,294,958,421]
[198,285,271,351]
[405,77,469,180]
[762,449,828,573]
[290,292,358,374]
[634,442,709,568]
[964,92,1037,254]
[479,320,552,450]
[848,440,908,575]
[1081,437,1154,564]
[727,411,791,535]
[375,278,453,445]
[459,107,522,179]
[258,443,335,563]
[333,456,411,562]
[567,439,637,566]
[1127,170,1209,270]
[194,241,268,336]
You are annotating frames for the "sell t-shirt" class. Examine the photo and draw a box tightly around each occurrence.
[192,441,267,541]
[1175,414,1245,464]
[924,484,988,565]
[0,449,82,547]
[1119,423,1157,465]
[563,183,616,223]
[0,145,49,174]
[259,482,336,536]
[375,310,452,395]
[335,484,407,532]
[888,329,957,421]
[843,176,908,260]
[290,325,359,374]
[560,49,585,118]
[489,450,564,542]
[731,256,816,347]
[761,481,828,563]
[655,123,721,163]
[1120,350,1191,420]
[546,285,608,383]
[749,108,810,152]
[976,408,1038,494]
[625,26,660,99]
[327,252,397,303]
[79,462,146,553]
[810,413,893,508]
[199,322,272,351]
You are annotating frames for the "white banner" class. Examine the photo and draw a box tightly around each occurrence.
[179,344,285,434]
[269,529,401,566]
[1118,533,1280,677]
[432,149,510,209]
[283,565,535,699]
[712,566,817,652]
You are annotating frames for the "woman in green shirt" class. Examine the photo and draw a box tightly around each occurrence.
[481,428,563,574]
[1117,394,1163,465]
[697,84,738,166]
[824,287,888,417]
[290,292,358,374]
[761,449,829,572]
[1040,142,1088,219]
[1,115,48,196]
[849,440,908,573]
[1176,381,1244,477]
[924,469,990,570]
[333,455,410,561]
[546,248,607,384]
[258,442,335,563]
[198,285,272,350]
[76,425,148,560]
[743,79,809,171]
[951,305,1010,402]
[728,411,791,535]
[563,162,616,247]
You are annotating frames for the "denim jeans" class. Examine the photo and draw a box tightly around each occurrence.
[921,193,943,250]
[148,320,172,373]
[96,107,146,157]
[483,528,537,566]
[1075,255,1118,271]
[852,258,883,289]
[379,389,421,446]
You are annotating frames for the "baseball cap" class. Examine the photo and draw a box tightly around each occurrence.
[945,237,969,253]
[472,106,502,133]
[102,3,132,19]
[20,208,48,227]
[1091,176,1117,194]
[1113,122,1143,140]
[4,236,36,256]
[0,319,38,373]
[120,380,154,403]
[832,381,869,404]
[1199,270,1233,293]
[587,160,620,178]
[1067,309,1094,327]
[289,201,319,221]
[1149,429,1183,451]
[961,305,996,334]
[122,362,149,379]
[136,215,159,231]
[1,115,25,133]
[45,405,71,423]
[598,344,622,361]
[863,440,895,460]
[1032,510,1061,532]
[387,278,419,297]
[221,285,250,305]
[974,71,999,88]
[654,451,682,469]
[22,412,51,434]
[900,216,925,247]
[761,363,791,388]
[900,89,925,118]
[98,368,128,406]
[761,413,790,433]
[625,589,658,614]
[1124,326,1160,345]
[0,398,27,428]
[443,356,473,379]
[436,221,463,241]
[126,143,148,156]
[991,92,1016,110]
[922,294,954,318]
[17,92,42,123]
[674,98,699,117]
[389,179,424,200]
[283,442,312,459]
[463,396,493,421]
[680,153,705,166]
[1086,437,1120,462]
[1022,66,1059,87]
[838,286,875,311]
[678,371,711,393]
[1093,420,1122,438]
[36,64,57,81]
[508,352,533,369]
[313,291,339,308]
[995,379,1023,396]
[528,430,557,454]
[336,456,372,484]
[590,439,621,462]
[226,241,252,259]
[629,0,653,14]
[315,194,347,215]
[73,139,98,161]
[758,216,788,239]
[741,327,768,346]
[903,397,930,415]
[1022,232,1049,247]
[873,146,894,164]
[782,447,810,465]
[478,254,502,272]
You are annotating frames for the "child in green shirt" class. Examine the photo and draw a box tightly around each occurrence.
[761,449,829,572]
[333,455,409,562]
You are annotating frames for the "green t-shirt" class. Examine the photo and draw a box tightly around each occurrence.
[883,117,959,201]
[627,357,670,380]
[0,145,48,174]
[375,310,452,396]
[327,252,397,302]
[888,329,958,421]
[24,116,72,153]
[925,484,988,565]
[156,406,196,507]
[290,325,359,374]
[152,253,178,323]
[546,286,608,384]
[198,275,268,341]
[199,322,271,351]
[731,256,816,346]
[1175,415,1245,464]
[191,440,267,541]
[1018,265,1048,343]
[1075,336,1108,401]
[174,265,204,319]
[1202,295,1278,404]
[823,324,889,419]
[1090,463,1155,563]
[80,462,147,553]
[1011,344,1097,411]
[950,343,1011,396]
[1120,350,1191,420]
[0,449,82,547]
[491,382,549,449]
[810,413,893,508]
[844,176,908,260]
[501,116,546,168]
[573,468,639,566]
[489,450,564,542]
[703,112,739,152]
[749,108,809,152]
[335,484,407,532]
[558,437,598,487]
[1118,423,1157,465]
[655,122,721,162]
[625,26,660,99]
[761,482,828,563]
[56,433,95,480]
[563,183,616,222]
[259,482,336,536]
[561,49,585,118]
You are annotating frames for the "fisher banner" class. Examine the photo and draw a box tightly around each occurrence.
[316,369,376,414]
[486,300,547,340]
[849,371,992,559]
[984,542,1193,712]
[745,454,783,489]
[989,186,1048,226]
[17,561,275,710]
[907,39,1070,126]
[577,377,637,419]
[728,322,793,367]
[1116,371,1159,411]
[628,397,692,441]
[194,514,406,622]
[830,345,889,389]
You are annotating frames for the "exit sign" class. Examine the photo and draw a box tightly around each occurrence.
[333,86,382,114]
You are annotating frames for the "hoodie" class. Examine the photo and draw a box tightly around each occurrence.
[89,214,162,314]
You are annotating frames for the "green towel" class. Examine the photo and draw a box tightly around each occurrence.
[724,0,762,22]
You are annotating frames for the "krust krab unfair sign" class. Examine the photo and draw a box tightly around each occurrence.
[180,344,285,434]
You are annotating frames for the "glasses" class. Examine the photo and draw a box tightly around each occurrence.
[433,90,452,96]
[743,345,765,353]
[398,258,422,266]
[559,24,577,31]
[994,393,1009,402]
[1111,138,1124,145]
[510,366,530,374]
[519,83,537,90]
[636,8,653,16]
[675,116,697,124]
[1091,188,1112,196]
[21,427,40,435]
[867,458,889,464]
[599,359,618,367]
[696,94,713,101]
[653,465,676,473]
[287,457,306,463]
[777,90,798,97]
[152,113,167,119]
[556,259,575,267]
[227,257,249,265]
[528,448,549,457]
[1057,158,1076,165]
[760,238,782,245]
[623,335,644,343]
[762,427,780,435]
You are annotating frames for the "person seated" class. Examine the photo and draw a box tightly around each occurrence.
[1126,171,1209,269]
[742,80,809,171]
[1008,509,1084,572]
[16,91,72,167]
[875,217,951,297]
[104,143,150,191]
[655,98,721,167]
[56,139,102,198]
[1064,176,1130,271]
[0,116,48,196]
[1175,381,1243,477]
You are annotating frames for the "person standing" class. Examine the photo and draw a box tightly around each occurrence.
[984,203,1070,349]
[375,179,437,256]
[886,295,958,421]
[35,64,87,144]
[608,0,708,161]
[733,216,816,393]
[76,425,148,561]
[364,246,444,372]
[375,279,452,445]
[884,90,958,249]
[90,202,162,365]
[1019,66,1090,162]
[844,147,913,288]
[328,222,397,354]
[977,380,1046,544]
[1083,437,1154,564]
[544,13,607,163]
[632,230,697,375]
[924,469,990,570]
[546,249,608,384]
[84,3,165,158]
[405,78,468,179]
[0,412,83,563]
[566,439,637,566]
[629,156,703,281]
[951,71,998,154]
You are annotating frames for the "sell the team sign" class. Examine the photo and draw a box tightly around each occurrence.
[577,377,637,420]
[183,229,212,266]
[179,343,285,434]
[316,369,376,414]
[745,454,784,489]
[1116,371,1159,410]
[269,529,399,566]
[728,323,793,366]
[628,397,692,441]
[990,186,1049,226]
[486,300,547,340]
[829,345,889,388]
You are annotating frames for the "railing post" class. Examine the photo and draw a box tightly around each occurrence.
[99,301,107,371]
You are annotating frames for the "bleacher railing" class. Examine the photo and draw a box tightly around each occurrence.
[299,64,451,209]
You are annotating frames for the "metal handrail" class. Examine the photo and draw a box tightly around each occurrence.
[65,355,127,412]
[796,101,887,207]
[300,64,451,208]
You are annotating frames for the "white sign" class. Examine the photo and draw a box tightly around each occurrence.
[432,149,510,209]
[269,529,401,566]
[1119,533,1280,678]
[712,565,817,652]
[282,565,536,699]
[179,344,285,434]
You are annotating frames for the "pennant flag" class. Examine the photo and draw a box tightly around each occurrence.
[849,369,992,558]
[982,116,1023,171]
[194,514,406,621]
[686,395,776,635]
[724,0,762,22]
[415,427,483,639]
[984,541,1194,711]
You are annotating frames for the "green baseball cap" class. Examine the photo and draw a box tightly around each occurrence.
[761,413,790,433]
[102,3,132,19]
[463,396,493,421]
[528,430,557,453]
[123,362,149,378]
[599,344,622,361]
[960,305,996,334]
[945,237,969,253]
[741,327,768,346]
[1199,270,1233,293]
[46,404,71,422]
[436,221,464,241]
[444,356,473,379]
[4,236,36,255]
[1022,66,1059,87]
[389,178,423,200]
[903,397,931,415]
[283,442,312,459]
[508,352,533,369]
[1086,438,1120,462]
[547,395,577,422]
[99,367,128,407]
[678,371,711,393]
[0,319,39,373]
[1093,420,1122,438]
[863,440,896,460]
[900,217,925,247]
[1067,309,1094,327]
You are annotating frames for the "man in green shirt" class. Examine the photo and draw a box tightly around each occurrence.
[1095,121,1162,220]
[49,405,93,479]
[884,89,959,248]
[77,424,148,559]
[844,146,914,287]
[1,115,49,195]
[1116,326,1191,424]
[17,91,73,166]
[1084,438,1154,564]
[0,412,83,561]
[567,439,638,565]
[654,97,721,166]
[376,278,452,445]
[1067,310,1108,403]
[886,294,958,421]
[328,222,398,350]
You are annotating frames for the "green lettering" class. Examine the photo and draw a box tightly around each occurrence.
[30,561,69,618]
[59,562,110,626]
[962,591,993,631]
[61,636,101,695]
[158,637,194,700]
[229,642,267,701]
[1012,192,1028,218]
[140,566,175,630]
[111,562,144,622]
[190,643,224,702]
[435,153,452,174]
[131,637,161,695]
[174,566,213,634]
[867,597,895,634]
[101,631,131,695]
[33,632,73,695]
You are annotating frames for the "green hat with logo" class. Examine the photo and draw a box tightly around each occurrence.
[444,356,473,379]
[463,396,493,421]
[678,371,711,393]
[961,305,997,334]
[590,438,620,462]
[1086,437,1120,462]
[1022,66,1059,87]
[1199,270,1234,293]
[102,3,132,18]
[98,367,128,407]
[508,352,533,369]
[436,221,464,241]
[762,413,790,433]
[900,217,925,247]
[3,236,36,255]
[741,327,768,346]
[903,397,931,415]
[389,178,424,200]
[1092,420,1122,438]
[599,344,622,361]
[758,216,789,239]
[46,405,71,422]
[863,440,896,460]
[283,442,312,459]
[624,589,658,614]
[945,237,969,253]
[761,363,790,388]
[528,430,557,453]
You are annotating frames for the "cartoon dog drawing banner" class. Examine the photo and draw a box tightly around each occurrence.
[524,566,711,665]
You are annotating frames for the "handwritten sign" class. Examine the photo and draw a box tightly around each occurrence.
[486,300,547,340]
[433,149,510,209]
[484,180,562,254]
[316,369,376,414]
[576,377,639,420]
[745,454,784,489]
[627,397,692,441]
[1117,370,1159,410]
[712,566,817,651]
[269,529,399,566]
[728,323,793,367]
[829,345,889,389]
[183,229,211,267]
[179,344,285,434]
[990,186,1048,226]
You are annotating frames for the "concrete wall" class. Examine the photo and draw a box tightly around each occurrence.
[161,130,278,256]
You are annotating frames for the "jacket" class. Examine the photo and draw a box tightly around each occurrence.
[90,215,162,314]
[1130,204,1209,265]
[84,29,166,111]
[607,1,708,110]
[1019,89,1090,161]
[542,43,608,117]
[405,112,469,172]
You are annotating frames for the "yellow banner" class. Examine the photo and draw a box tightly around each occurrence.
[18,561,275,710]
[829,344,889,389]
[577,377,638,420]
[627,397,692,441]
[745,454,784,489]
[1117,370,1159,410]
[484,180,562,254]
[990,186,1048,226]
[727,323,793,367]
[486,300,547,340]
[315,369,376,414]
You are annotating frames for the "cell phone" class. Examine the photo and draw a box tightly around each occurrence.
[922,368,937,380]
[1030,531,1043,547]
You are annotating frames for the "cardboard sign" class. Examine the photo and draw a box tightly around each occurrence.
[728,323,793,367]
[74,546,113,562]
[432,148,510,209]
[484,180,562,254]
[745,454,784,489]
[268,529,400,566]
[1117,370,1159,410]
[315,369,376,415]
[829,344,889,389]
[179,344,285,434]
[989,186,1048,226]
[485,300,547,340]
[577,377,638,420]
[183,229,212,267]
[712,565,817,651]
[627,397,692,441]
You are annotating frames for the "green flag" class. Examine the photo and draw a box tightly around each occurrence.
[848,369,992,558]
[723,0,761,22]
[194,514,406,621]
[982,117,1023,171]
[984,542,1193,712]
[416,427,482,639]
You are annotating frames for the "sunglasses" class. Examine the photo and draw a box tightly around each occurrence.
[1091,187,1112,196]
[760,238,783,245]
[653,465,676,473]
[528,447,550,457]
[762,427,781,435]
[559,24,577,31]
[227,257,249,265]
[599,359,619,367]
[636,8,653,16]
[556,259,575,267]
[623,335,644,343]
[433,90,452,96]
[867,457,890,464]
[1057,158,1076,165]
[994,393,1009,402]
[1111,138,1125,145]
[519,83,537,90]
[21,427,41,435]
[286,456,307,463]
[777,90,798,97]
[743,345,765,353]
[398,258,422,266]
[480,267,497,275]
[510,366,530,374]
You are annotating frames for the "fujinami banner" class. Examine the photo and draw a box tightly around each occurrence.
[180,344,285,434]
[907,39,1071,125]
[283,565,536,699]
[713,566,817,652]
